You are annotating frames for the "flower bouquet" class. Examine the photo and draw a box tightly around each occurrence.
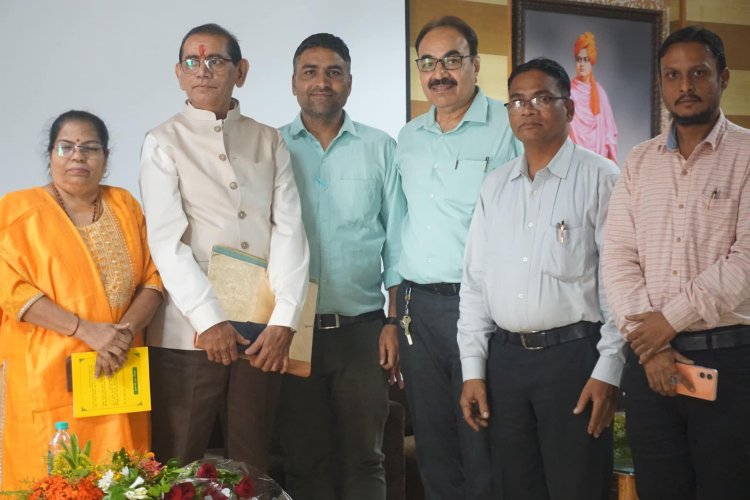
[15,434,290,500]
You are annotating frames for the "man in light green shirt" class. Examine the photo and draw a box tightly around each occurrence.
[277,33,405,500]
[395,16,521,499]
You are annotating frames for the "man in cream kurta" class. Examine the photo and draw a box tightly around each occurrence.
[139,23,309,468]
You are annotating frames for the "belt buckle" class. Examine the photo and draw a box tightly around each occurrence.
[520,332,544,350]
[317,314,341,330]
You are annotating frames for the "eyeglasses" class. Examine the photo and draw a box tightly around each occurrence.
[54,142,106,157]
[504,96,568,113]
[179,56,234,74]
[415,54,473,72]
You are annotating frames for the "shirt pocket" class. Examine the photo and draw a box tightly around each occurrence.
[695,192,738,250]
[446,159,487,207]
[540,222,592,282]
[236,160,274,210]
[336,178,380,224]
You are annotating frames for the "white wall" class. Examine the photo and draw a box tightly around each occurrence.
[0,0,407,197]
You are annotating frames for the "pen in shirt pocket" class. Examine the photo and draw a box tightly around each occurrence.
[707,189,718,209]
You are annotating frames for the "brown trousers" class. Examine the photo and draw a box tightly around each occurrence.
[149,347,281,469]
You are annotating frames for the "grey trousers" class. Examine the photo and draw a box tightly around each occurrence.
[149,346,281,469]
[277,317,389,500]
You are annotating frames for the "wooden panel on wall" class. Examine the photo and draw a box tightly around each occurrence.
[692,22,750,71]
[685,0,750,27]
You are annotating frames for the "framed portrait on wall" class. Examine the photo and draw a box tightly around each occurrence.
[512,0,667,164]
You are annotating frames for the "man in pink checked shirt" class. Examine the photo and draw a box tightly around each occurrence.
[602,26,750,500]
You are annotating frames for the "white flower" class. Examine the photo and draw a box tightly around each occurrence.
[121,465,130,476]
[221,487,232,497]
[97,469,114,491]
[129,475,145,489]
[124,487,149,499]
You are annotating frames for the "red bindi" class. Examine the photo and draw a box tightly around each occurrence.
[199,44,206,58]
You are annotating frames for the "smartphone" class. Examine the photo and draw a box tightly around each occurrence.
[230,321,266,353]
[675,363,718,401]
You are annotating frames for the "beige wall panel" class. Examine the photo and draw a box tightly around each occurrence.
[685,0,750,26]
[409,47,428,102]
[690,22,750,71]
[460,0,507,5]
[722,69,750,116]
[411,100,433,118]
[668,0,680,22]
[410,0,508,54]
[727,115,750,129]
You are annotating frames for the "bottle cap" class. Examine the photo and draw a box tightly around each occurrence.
[54,421,69,431]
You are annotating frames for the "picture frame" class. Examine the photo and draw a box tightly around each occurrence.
[511,0,668,163]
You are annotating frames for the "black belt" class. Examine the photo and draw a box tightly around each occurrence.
[495,321,601,350]
[315,310,384,330]
[405,280,460,296]
[671,324,750,351]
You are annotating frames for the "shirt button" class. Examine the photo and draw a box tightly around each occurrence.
[678,204,684,209]
[517,293,525,299]
[522,257,528,263]
[238,211,246,219]
[214,125,222,132]
[672,270,678,276]
[682,170,688,175]
[531,191,538,196]
[426,225,431,230]
[219,153,227,161]
[528,222,534,228]
[229,181,238,190]
[433,164,438,169]
[676,237,681,242]
[429,193,434,199]
[240,242,249,250]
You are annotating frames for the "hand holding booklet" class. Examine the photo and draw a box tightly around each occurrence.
[206,245,317,377]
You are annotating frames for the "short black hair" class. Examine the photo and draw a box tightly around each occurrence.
[508,57,571,97]
[47,110,109,159]
[179,23,242,64]
[659,25,726,73]
[293,33,351,72]
[415,16,478,56]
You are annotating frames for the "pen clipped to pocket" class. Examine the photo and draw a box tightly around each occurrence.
[555,220,568,246]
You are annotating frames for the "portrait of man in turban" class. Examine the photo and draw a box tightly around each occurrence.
[570,32,619,162]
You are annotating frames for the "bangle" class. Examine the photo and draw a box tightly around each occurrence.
[67,314,80,337]
[384,316,399,326]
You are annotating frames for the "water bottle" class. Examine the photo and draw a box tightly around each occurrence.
[47,421,71,474]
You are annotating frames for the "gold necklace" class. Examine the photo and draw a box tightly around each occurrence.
[51,184,100,225]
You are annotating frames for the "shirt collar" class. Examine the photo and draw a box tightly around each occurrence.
[288,111,357,141]
[182,98,241,121]
[661,110,727,152]
[420,86,489,132]
[510,138,575,181]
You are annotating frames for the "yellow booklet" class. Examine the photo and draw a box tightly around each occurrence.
[70,347,151,418]
[207,245,317,377]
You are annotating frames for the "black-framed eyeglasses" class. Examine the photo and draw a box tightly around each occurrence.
[54,142,106,157]
[504,96,568,113]
[415,54,473,72]
[179,56,234,74]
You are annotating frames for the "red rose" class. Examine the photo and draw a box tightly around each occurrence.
[196,463,218,479]
[235,476,254,498]
[164,482,196,499]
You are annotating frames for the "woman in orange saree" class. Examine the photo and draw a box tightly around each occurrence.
[0,111,163,490]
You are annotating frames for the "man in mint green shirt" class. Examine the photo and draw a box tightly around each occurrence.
[395,16,521,499]
[277,33,405,500]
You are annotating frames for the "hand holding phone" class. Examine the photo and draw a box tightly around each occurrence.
[675,362,718,401]
[230,321,266,353]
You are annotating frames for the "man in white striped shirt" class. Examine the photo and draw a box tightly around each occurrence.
[603,26,750,500]
[458,57,624,500]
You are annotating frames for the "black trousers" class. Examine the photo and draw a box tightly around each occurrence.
[622,344,750,500]
[396,283,493,500]
[487,333,612,500]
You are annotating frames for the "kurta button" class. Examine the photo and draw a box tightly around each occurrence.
[219,153,227,161]
[214,125,222,132]
[241,242,249,250]
[238,211,246,219]
[672,270,678,276]
[230,182,238,190]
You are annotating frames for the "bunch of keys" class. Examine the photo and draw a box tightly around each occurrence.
[400,285,413,345]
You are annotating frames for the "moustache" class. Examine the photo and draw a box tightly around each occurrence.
[429,77,457,89]
[676,94,701,104]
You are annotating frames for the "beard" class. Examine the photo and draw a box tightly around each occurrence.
[671,108,716,126]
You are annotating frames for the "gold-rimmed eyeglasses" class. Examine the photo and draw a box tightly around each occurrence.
[179,56,234,74]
